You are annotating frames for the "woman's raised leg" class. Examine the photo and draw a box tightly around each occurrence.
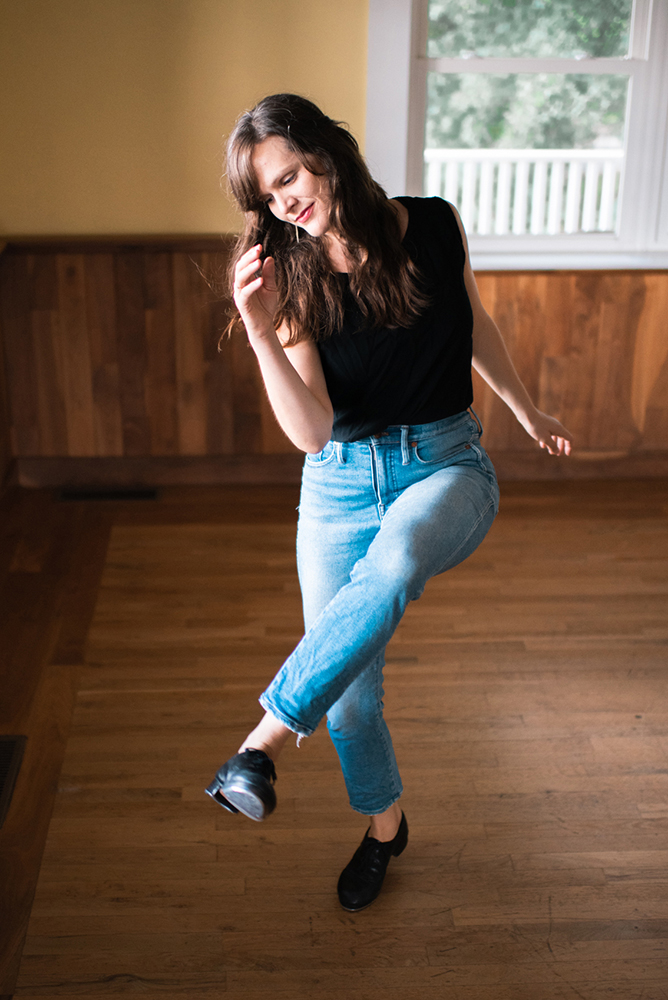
[261,460,498,738]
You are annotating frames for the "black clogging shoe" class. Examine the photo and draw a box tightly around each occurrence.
[205,749,277,821]
[337,811,408,911]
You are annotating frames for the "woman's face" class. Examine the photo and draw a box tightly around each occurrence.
[251,136,333,238]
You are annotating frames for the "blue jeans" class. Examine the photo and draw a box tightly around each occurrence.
[259,411,499,815]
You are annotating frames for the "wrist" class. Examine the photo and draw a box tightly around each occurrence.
[247,324,280,352]
[506,396,537,429]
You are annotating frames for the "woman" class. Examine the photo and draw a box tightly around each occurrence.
[206,93,572,911]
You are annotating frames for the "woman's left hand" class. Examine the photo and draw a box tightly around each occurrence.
[521,410,573,456]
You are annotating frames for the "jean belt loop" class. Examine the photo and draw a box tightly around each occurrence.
[400,425,410,466]
[335,441,344,464]
[468,406,483,436]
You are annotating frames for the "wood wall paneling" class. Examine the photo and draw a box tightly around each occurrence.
[143,252,178,456]
[57,255,98,455]
[205,287,235,457]
[632,273,668,451]
[1,254,38,456]
[86,254,124,456]
[172,252,208,455]
[230,321,265,455]
[1,241,667,485]
[0,358,12,488]
[114,252,151,456]
[473,270,668,462]
[0,256,16,486]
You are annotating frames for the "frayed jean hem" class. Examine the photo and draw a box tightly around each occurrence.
[258,694,315,740]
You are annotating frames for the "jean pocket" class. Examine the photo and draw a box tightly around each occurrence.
[304,442,337,466]
[412,437,473,466]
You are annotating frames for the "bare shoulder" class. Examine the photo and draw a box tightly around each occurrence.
[388,198,409,240]
[278,324,320,357]
[282,335,325,376]
[282,335,320,359]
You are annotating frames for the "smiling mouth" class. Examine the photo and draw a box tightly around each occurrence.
[295,203,314,224]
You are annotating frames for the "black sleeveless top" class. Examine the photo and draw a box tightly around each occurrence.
[317,197,474,442]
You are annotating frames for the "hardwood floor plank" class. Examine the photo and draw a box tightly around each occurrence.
[48,502,113,666]
[0,488,111,994]
[0,660,81,992]
[6,481,668,998]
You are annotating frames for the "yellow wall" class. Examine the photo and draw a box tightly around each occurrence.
[0,0,369,235]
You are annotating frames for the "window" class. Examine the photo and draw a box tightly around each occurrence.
[366,0,668,267]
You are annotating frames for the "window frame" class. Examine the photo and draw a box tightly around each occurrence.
[365,0,668,268]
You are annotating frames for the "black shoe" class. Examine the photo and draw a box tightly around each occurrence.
[205,749,277,821]
[337,811,408,911]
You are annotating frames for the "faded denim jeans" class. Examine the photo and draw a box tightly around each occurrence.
[260,411,499,814]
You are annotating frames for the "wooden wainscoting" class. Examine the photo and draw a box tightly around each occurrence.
[0,239,667,485]
[0,258,13,490]
[473,271,668,478]
[0,237,301,490]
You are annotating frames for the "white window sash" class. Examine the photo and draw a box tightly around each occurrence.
[426,57,640,74]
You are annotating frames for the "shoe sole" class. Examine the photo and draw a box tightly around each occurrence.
[205,758,277,821]
[204,785,239,814]
[339,898,377,912]
[222,785,267,821]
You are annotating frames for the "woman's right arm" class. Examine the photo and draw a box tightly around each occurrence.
[233,244,334,454]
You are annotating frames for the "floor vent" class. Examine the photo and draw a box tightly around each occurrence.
[59,488,159,502]
[0,736,27,829]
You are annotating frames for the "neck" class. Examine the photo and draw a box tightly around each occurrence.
[323,231,351,273]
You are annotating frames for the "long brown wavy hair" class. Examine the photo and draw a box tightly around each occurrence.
[224,93,429,344]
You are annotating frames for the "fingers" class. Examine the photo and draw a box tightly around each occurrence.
[233,247,279,316]
[261,254,276,288]
[552,428,573,457]
[533,412,574,457]
[235,248,275,285]
[235,243,261,280]
[540,435,572,457]
[232,245,279,339]
[234,245,264,295]
[238,243,263,268]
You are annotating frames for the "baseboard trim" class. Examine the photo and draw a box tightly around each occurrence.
[14,450,668,488]
[489,449,668,480]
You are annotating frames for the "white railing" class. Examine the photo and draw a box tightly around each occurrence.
[424,148,624,236]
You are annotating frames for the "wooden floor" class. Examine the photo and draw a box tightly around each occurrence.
[2,480,668,999]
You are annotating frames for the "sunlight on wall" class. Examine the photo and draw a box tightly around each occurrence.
[0,0,368,234]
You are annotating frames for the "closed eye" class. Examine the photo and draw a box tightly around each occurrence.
[262,173,296,205]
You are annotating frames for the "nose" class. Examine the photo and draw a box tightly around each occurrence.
[275,191,297,217]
